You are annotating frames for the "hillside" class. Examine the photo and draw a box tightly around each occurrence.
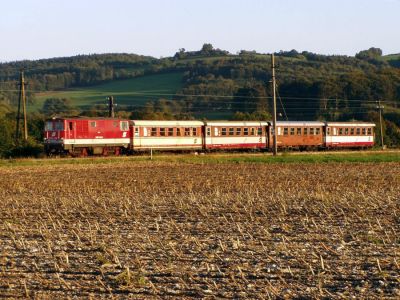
[1,45,400,150]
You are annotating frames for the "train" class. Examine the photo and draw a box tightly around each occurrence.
[43,117,376,156]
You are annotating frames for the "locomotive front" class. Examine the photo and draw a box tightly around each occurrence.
[44,118,66,155]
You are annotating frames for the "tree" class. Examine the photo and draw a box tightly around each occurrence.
[355,47,383,60]
[41,98,78,116]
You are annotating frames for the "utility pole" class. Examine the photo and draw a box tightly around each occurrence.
[376,100,385,150]
[271,54,278,156]
[107,96,115,118]
[15,70,28,143]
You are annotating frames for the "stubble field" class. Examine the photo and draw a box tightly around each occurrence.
[0,160,399,298]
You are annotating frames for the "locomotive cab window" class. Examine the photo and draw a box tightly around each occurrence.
[120,121,129,131]
[45,121,53,131]
[90,121,96,128]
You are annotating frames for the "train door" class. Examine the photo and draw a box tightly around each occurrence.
[67,121,76,144]
[204,126,212,149]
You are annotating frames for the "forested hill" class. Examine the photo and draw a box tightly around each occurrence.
[1,44,400,151]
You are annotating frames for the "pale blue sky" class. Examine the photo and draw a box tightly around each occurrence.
[1,0,399,62]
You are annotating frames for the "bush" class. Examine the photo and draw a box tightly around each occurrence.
[7,138,44,158]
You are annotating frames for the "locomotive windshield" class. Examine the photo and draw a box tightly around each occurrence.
[45,120,64,131]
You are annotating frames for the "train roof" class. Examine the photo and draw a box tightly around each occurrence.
[205,121,268,126]
[276,121,325,126]
[46,117,128,121]
[130,120,204,126]
[326,122,376,127]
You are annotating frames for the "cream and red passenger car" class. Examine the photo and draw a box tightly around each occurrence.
[204,121,268,150]
[130,120,204,151]
[325,122,375,148]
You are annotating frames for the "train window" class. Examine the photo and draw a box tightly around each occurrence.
[283,127,288,135]
[350,128,355,135]
[339,128,343,135]
[367,128,372,135]
[345,128,349,135]
[207,127,211,136]
[362,128,366,135]
[310,128,315,135]
[296,128,302,135]
[327,127,331,135]
[151,128,157,136]
[90,121,96,128]
[250,128,255,136]
[290,128,295,135]
[221,128,227,136]
[168,128,174,136]
[236,128,242,135]
[258,127,262,136]
[356,128,361,135]
[185,128,191,136]
[45,121,53,131]
[316,128,320,135]
[243,128,249,136]
[135,127,139,137]
[193,128,197,136]
[229,128,234,136]
[303,127,308,135]
[160,128,166,136]
[120,121,129,131]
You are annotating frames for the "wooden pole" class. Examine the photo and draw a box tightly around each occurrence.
[271,54,278,156]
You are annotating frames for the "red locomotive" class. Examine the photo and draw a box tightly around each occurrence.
[44,117,376,155]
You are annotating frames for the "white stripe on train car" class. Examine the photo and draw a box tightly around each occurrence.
[63,138,131,145]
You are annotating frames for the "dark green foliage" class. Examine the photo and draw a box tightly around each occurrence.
[8,138,44,158]
[41,98,78,116]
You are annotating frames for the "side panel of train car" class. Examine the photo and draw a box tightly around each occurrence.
[274,121,325,149]
[44,118,130,155]
[130,120,204,151]
[325,123,375,148]
[204,121,268,150]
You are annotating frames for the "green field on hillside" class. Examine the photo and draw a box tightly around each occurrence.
[32,72,184,111]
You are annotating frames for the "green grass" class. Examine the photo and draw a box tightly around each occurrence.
[382,53,400,61]
[32,72,184,111]
[1,151,399,167]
